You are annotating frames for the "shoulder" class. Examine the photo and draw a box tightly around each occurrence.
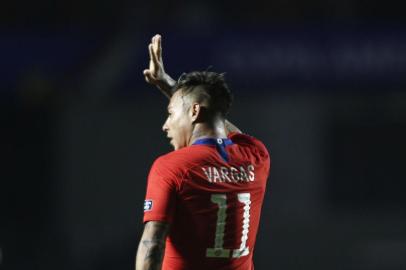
[148,151,188,189]
[228,132,269,157]
[151,146,208,175]
[157,146,201,163]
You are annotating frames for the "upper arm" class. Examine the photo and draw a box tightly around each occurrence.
[144,157,179,224]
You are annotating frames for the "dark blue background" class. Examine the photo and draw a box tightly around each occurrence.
[1,1,406,269]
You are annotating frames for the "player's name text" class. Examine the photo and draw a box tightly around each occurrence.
[201,164,255,183]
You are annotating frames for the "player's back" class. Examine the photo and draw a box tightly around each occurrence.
[144,132,271,270]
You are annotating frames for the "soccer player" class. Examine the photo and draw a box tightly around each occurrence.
[136,34,271,270]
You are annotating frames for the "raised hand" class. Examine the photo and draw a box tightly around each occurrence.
[143,34,164,84]
[143,34,175,98]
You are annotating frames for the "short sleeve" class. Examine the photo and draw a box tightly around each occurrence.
[143,157,179,224]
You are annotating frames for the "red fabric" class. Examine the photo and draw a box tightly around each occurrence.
[143,133,271,270]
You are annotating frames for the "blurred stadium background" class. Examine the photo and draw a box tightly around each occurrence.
[1,0,406,269]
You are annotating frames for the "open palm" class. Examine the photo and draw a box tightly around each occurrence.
[143,34,166,85]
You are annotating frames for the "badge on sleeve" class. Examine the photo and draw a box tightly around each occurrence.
[144,200,153,211]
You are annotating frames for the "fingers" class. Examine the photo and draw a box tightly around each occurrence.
[156,35,162,61]
[151,34,162,62]
[149,40,160,68]
[144,34,163,84]
[148,44,154,62]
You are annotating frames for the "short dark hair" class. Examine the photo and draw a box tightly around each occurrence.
[173,71,233,117]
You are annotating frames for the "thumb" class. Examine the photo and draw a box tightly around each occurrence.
[143,69,158,83]
[144,69,157,79]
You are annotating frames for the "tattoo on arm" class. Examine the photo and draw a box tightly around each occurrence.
[136,221,170,270]
[141,239,165,267]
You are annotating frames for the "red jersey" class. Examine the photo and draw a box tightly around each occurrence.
[143,132,271,270]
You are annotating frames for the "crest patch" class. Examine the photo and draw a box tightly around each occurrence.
[144,200,153,211]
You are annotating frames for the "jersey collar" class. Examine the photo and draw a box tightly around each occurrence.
[192,138,233,162]
[192,138,233,146]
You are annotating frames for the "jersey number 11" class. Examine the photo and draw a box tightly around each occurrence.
[206,193,251,259]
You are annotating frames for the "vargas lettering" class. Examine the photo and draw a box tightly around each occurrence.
[201,164,255,183]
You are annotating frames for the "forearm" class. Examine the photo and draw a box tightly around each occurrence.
[135,238,165,270]
[225,120,242,134]
[135,221,169,270]
[156,74,176,99]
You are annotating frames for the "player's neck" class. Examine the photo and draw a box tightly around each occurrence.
[189,120,227,145]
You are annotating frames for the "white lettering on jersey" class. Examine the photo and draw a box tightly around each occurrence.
[202,167,212,182]
[230,166,240,181]
[220,167,231,182]
[212,167,221,182]
[248,164,255,181]
[201,164,255,183]
[239,166,248,181]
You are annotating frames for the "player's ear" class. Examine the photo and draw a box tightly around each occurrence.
[190,103,202,123]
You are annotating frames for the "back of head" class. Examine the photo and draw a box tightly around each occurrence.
[173,71,233,119]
